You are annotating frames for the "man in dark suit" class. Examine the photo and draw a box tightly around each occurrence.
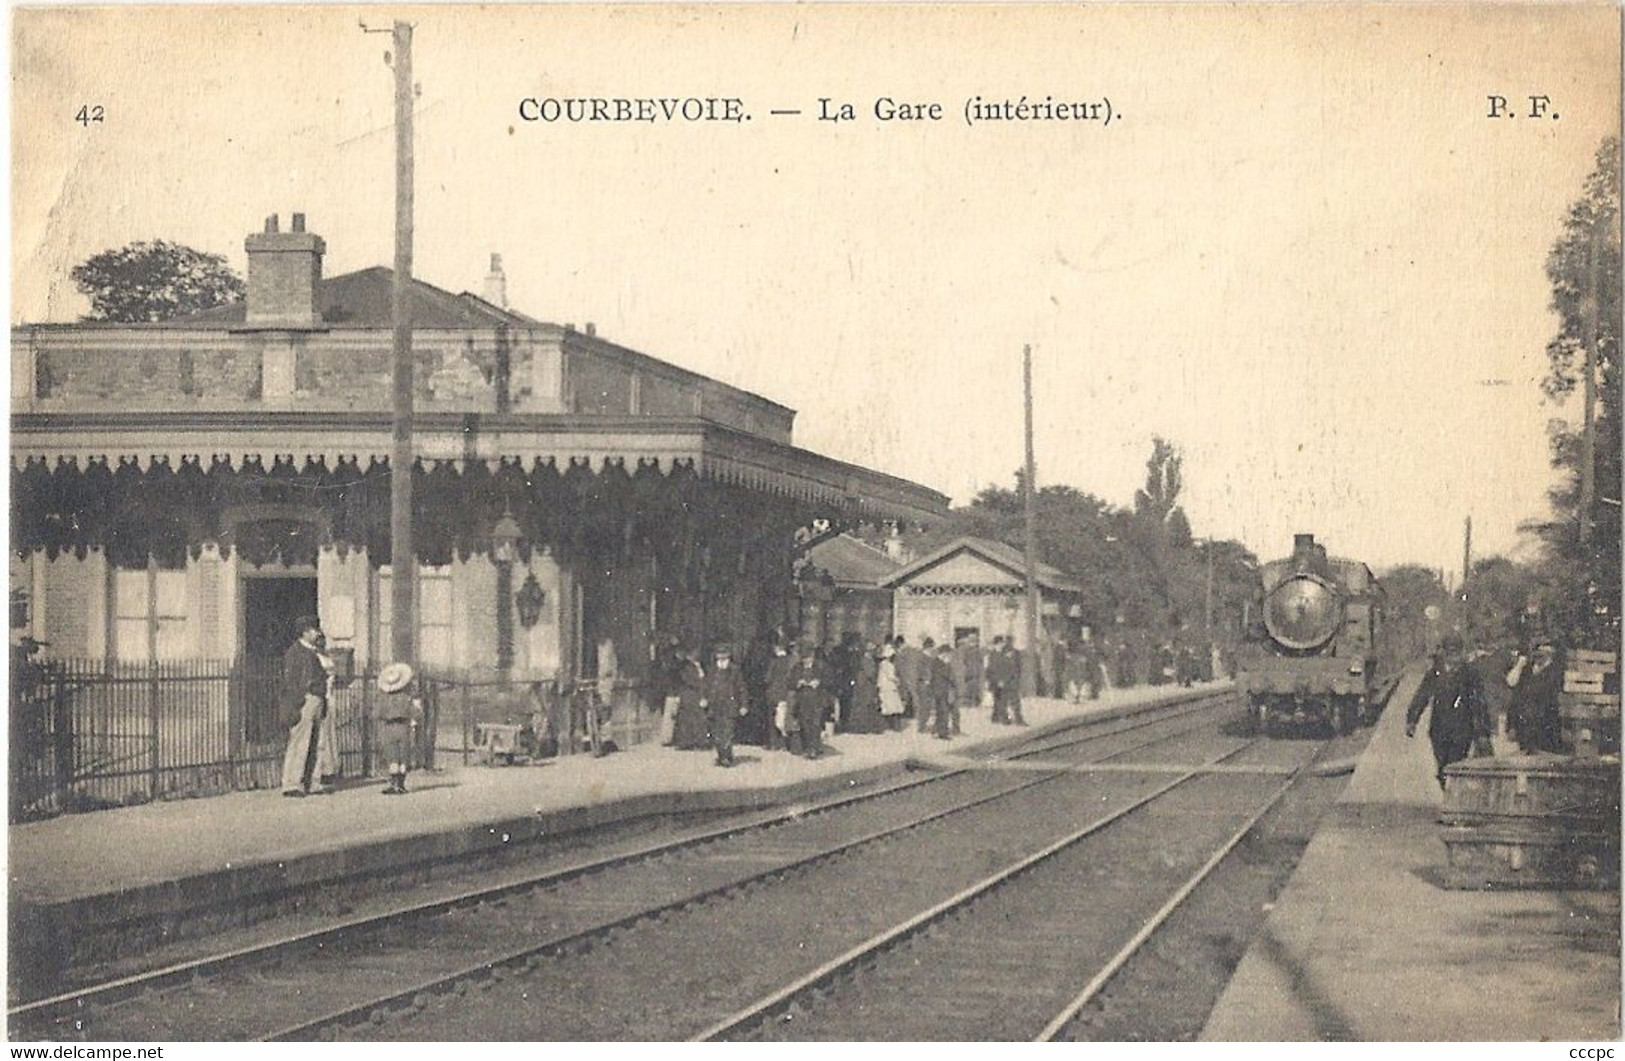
[764,638,796,751]
[953,633,983,718]
[280,615,330,797]
[987,636,1027,725]
[1406,633,1492,786]
[929,645,957,739]
[700,643,748,767]
[791,645,828,759]
[1506,642,1564,754]
[892,635,923,723]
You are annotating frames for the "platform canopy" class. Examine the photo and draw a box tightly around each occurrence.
[11,410,948,569]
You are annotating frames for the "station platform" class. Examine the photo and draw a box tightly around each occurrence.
[9,681,1227,985]
[1202,666,1621,1042]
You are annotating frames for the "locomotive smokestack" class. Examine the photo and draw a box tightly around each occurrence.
[1293,533,1316,556]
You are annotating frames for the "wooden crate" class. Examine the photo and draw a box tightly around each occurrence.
[1565,650,1619,698]
[1443,756,1620,821]
[1440,756,1621,889]
[1568,649,1618,671]
[1560,692,1621,757]
[1562,723,1619,758]
[1561,692,1622,719]
[1565,672,1609,695]
[1440,820,1619,890]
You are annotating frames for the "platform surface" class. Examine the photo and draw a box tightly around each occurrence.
[1202,665,1621,1042]
[9,682,1223,909]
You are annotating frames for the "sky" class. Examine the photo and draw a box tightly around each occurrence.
[10,3,1621,575]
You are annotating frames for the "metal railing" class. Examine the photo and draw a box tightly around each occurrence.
[9,657,379,821]
[8,655,658,822]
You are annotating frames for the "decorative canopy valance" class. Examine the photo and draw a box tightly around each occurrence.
[11,410,947,529]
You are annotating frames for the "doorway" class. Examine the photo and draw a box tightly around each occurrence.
[241,576,317,741]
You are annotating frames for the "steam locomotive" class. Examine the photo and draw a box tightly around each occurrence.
[1240,533,1384,736]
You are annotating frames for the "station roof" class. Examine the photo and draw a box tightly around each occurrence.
[806,534,903,588]
[165,267,542,331]
[14,263,944,524]
[879,535,1080,593]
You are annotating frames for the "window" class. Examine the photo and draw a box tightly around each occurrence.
[377,566,454,669]
[113,565,189,662]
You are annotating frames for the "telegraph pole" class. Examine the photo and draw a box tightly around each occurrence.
[388,21,416,663]
[1462,514,1472,588]
[1022,344,1040,695]
[1203,542,1215,635]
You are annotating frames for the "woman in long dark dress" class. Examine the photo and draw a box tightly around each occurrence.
[670,646,712,750]
[842,643,886,733]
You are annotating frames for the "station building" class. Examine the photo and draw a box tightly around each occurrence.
[882,536,1083,649]
[10,214,948,700]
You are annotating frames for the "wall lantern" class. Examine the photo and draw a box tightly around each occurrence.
[492,504,526,671]
[516,572,547,629]
[491,506,524,564]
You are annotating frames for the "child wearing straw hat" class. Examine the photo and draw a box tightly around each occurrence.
[374,662,423,795]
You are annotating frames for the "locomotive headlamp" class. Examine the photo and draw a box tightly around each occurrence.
[1264,575,1340,651]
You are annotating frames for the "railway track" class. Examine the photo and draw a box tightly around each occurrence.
[12,690,1237,1041]
[322,715,1254,1042]
[706,736,1318,1041]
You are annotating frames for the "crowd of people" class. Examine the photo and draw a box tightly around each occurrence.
[642,630,1002,767]
[639,626,1221,769]
[268,615,1228,789]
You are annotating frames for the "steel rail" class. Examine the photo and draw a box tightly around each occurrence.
[689,736,1262,1042]
[12,689,1233,1036]
[257,700,1240,1042]
[1033,768,1304,1041]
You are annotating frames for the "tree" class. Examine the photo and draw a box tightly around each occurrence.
[1381,564,1450,663]
[1133,436,1187,533]
[1531,137,1621,644]
[1461,555,1543,651]
[70,240,244,323]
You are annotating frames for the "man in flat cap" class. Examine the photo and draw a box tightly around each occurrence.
[280,615,330,797]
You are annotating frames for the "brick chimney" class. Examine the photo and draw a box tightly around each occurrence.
[244,213,325,327]
[482,253,507,309]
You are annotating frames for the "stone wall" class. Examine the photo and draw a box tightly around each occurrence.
[13,325,792,443]
[12,329,561,415]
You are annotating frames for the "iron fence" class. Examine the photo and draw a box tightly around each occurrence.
[9,655,658,822]
[417,671,659,764]
[10,657,378,821]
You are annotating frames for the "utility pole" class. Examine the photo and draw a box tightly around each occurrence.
[1203,542,1214,635]
[387,21,416,663]
[1462,514,1473,589]
[1022,343,1040,695]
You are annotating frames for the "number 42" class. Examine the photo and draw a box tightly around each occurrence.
[75,105,104,126]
